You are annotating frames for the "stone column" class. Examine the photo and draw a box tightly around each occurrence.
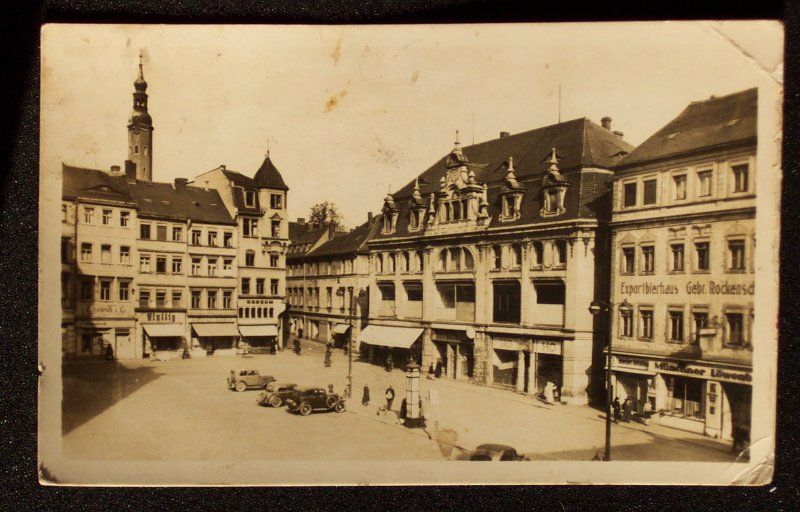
[482,332,493,385]
[420,326,435,371]
[422,248,435,321]
[515,350,525,392]
[520,242,534,327]
[474,245,488,325]
[527,350,537,395]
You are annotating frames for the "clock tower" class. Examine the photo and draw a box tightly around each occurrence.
[127,53,153,181]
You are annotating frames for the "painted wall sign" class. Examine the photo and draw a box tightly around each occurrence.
[620,280,754,296]
[614,356,649,369]
[652,361,752,383]
[87,304,128,315]
[492,338,526,351]
[244,299,275,305]
[145,312,178,323]
[533,340,562,355]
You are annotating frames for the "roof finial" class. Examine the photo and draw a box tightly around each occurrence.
[134,51,147,90]
[549,147,559,172]
[412,178,421,198]
[454,129,461,150]
[266,137,271,158]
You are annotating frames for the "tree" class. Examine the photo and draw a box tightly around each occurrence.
[309,201,344,229]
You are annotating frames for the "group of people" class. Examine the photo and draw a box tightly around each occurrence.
[427,361,444,379]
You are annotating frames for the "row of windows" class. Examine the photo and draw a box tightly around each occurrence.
[138,288,235,310]
[76,242,132,265]
[287,286,354,309]
[238,306,276,319]
[489,241,567,271]
[618,305,752,348]
[69,206,133,227]
[287,258,356,277]
[77,276,132,301]
[241,278,280,296]
[242,218,282,238]
[243,191,284,210]
[619,160,751,210]
[619,236,752,275]
[244,250,281,268]
[375,251,425,274]
[138,254,236,276]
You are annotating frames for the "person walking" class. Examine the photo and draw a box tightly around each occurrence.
[385,385,395,411]
[324,348,332,368]
[622,397,632,423]
[293,338,301,355]
[104,342,114,361]
[385,354,394,372]
[361,385,370,406]
[612,397,621,424]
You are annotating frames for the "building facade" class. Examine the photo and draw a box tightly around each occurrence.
[362,121,633,404]
[609,88,756,443]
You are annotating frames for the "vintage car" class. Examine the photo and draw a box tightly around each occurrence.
[227,369,275,392]
[469,443,527,461]
[256,382,299,407]
[283,387,346,415]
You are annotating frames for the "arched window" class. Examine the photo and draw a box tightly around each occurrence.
[415,251,424,272]
[453,201,462,220]
[532,241,544,268]
[437,249,447,271]
[402,252,410,273]
[555,240,567,267]
[375,254,384,274]
[448,248,461,271]
[511,243,522,268]
[492,245,502,270]
[387,253,396,273]
[257,308,263,318]
[463,248,475,270]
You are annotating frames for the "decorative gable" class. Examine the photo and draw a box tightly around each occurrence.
[381,192,399,234]
[498,156,525,222]
[540,147,570,217]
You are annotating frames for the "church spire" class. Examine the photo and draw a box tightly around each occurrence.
[127,52,153,181]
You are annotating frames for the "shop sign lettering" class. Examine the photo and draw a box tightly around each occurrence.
[146,312,177,323]
[245,299,274,305]
[653,361,752,383]
[615,356,648,369]
[88,304,127,315]
[686,281,754,296]
[533,340,562,355]
[492,338,525,351]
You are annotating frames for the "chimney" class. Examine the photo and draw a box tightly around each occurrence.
[296,217,306,225]
[612,130,624,139]
[499,131,510,138]
[368,211,373,222]
[174,178,189,189]
[110,165,121,174]
[601,116,612,131]
[124,160,137,181]
[328,223,336,237]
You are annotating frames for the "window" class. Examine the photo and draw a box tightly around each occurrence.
[670,243,684,273]
[409,210,419,230]
[120,246,130,264]
[245,251,255,267]
[697,169,713,197]
[80,277,94,300]
[119,280,130,301]
[639,308,654,340]
[102,209,112,225]
[207,290,217,309]
[222,290,232,309]
[156,224,167,241]
[641,245,655,274]
[326,287,333,308]
[140,223,150,239]
[493,281,521,323]
[101,244,111,263]
[534,281,565,305]
[172,226,182,241]
[61,238,69,263]
[139,255,150,272]
[271,279,279,295]
[207,258,217,276]
[532,242,544,268]
[415,251,424,273]
[172,257,182,274]
[379,284,396,301]
[191,258,201,275]
[666,376,703,418]
[80,243,92,262]
[726,312,746,347]
[223,258,233,272]
[191,290,201,309]
[245,190,256,207]
[83,207,94,223]
[156,255,167,273]
[243,218,258,237]
[269,253,279,267]
[270,194,282,209]
[491,245,502,270]
[271,220,280,238]
[139,289,150,308]
[692,310,708,343]
[62,204,68,223]
[732,163,749,193]
[171,290,182,308]
[223,232,233,247]
[728,239,746,271]
[623,182,637,207]
[191,230,201,245]
[120,211,130,227]
[256,278,265,295]
[643,178,658,205]
[694,241,710,271]
[621,246,635,274]
[207,231,217,246]
[554,240,567,267]
[510,244,522,268]
[544,189,559,214]
[669,310,685,342]
[621,309,633,337]
[405,283,423,302]
[504,195,516,217]
[156,290,166,308]
[672,174,687,201]
[99,279,112,301]
[241,278,251,295]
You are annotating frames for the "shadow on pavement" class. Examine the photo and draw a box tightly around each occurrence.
[531,438,744,462]
[62,360,161,435]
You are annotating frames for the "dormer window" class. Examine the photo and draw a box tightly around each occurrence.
[409,210,420,230]
[383,214,395,234]
[540,148,569,217]
[499,156,524,222]
[245,190,256,207]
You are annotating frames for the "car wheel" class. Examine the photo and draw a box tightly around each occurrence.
[256,392,267,405]
[235,381,247,392]
[325,396,338,409]
[299,403,313,416]
[334,401,346,413]
[269,395,282,408]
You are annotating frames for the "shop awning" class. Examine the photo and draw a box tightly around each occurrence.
[239,325,278,337]
[492,350,517,370]
[332,323,351,335]
[358,325,423,349]
[142,324,184,338]
[191,323,239,337]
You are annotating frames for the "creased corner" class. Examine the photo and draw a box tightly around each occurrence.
[731,437,774,486]
[705,21,783,85]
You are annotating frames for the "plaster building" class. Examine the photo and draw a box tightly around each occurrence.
[608,88,756,444]
[191,157,290,352]
[361,120,633,404]
[285,214,381,349]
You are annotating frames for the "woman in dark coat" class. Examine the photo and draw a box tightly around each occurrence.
[361,385,370,406]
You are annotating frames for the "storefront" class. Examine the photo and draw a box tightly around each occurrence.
[331,323,352,349]
[358,325,423,370]
[432,329,474,381]
[238,324,278,353]
[610,355,655,415]
[137,310,187,359]
[77,320,137,359]
[191,322,239,356]
[489,335,563,396]
[142,323,185,354]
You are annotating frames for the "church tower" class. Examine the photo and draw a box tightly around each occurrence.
[127,53,153,181]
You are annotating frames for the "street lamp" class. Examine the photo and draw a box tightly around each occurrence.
[337,285,356,398]
[589,298,633,461]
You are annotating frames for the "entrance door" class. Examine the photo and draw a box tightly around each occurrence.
[115,328,135,359]
[536,354,562,395]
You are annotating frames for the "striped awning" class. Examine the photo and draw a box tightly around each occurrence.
[358,325,422,349]
[191,323,239,337]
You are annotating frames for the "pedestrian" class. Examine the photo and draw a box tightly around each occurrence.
[324,351,332,368]
[385,385,395,411]
[361,385,370,406]
[622,397,632,423]
[104,342,114,361]
[270,342,277,355]
[293,338,301,355]
[385,354,394,372]
[428,362,435,375]
[298,328,304,339]
[328,384,334,394]
[434,360,443,378]
[543,382,555,405]
[399,398,407,421]
[612,397,621,423]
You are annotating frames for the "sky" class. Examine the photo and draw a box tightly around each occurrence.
[41,22,782,229]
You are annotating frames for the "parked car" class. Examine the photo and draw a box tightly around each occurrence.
[284,387,346,416]
[469,444,527,461]
[227,369,275,392]
[256,382,298,407]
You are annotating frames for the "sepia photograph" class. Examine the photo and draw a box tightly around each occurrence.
[37,22,783,485]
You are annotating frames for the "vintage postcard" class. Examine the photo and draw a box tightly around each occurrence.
[38,22,782,485]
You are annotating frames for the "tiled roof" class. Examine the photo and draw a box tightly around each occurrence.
[62,165,134,203]
[619,88,757,168]
[371,118,632,241]
[254,156,289,191]
[306,215,382,258]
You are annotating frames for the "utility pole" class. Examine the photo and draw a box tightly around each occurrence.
[346,287,354,398]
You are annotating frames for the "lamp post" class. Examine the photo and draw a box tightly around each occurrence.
[337,286,355,399]
[589,298,632,461]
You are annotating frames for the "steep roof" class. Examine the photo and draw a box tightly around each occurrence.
[62,165,134,204]
[220,169,262,215]
[306,215,382,258]
[253,155,289,191]
[619,88,757,168]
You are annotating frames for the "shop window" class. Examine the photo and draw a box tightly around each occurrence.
[139,255,151,272]
[191,290,201,309]
[534,281,565,305]
[727,239,746,272]
[672,173,687,201]
[639,308,653,340]
[172,256,182,274]
[241,278,250,295]
[697,169,713,197]
[694,241,710,272]
[120,246,130,264]
[670,243,684,273]
[666,376,703,418]
[668,309,685,342]
[120,211,130,227]
[623,182,637,208]
[172,290,182,308]
[101,244,111,264]
[640,245,655,274]
[643,178,658,205]
[256,278,265,295]
[621,246,635,274]
[731,163,749,193]
[139,289,150,308]
[620,309,633,337]
[725,312,746,347]
[81,243,92,262]
[493,281,521,324]
[119,280,130,301]
[531,242,544,268]
[102,209,112,225]
[99,279,112,301]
